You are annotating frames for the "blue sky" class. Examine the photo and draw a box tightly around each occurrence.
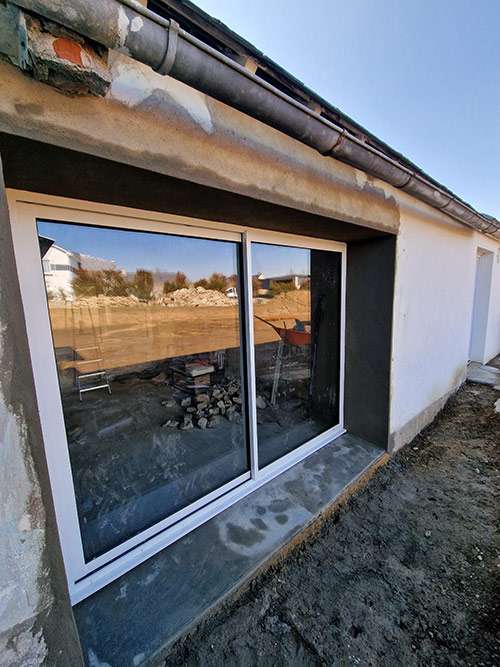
[193,0,499,218]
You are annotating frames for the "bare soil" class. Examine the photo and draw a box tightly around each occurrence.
[163,382,500,666]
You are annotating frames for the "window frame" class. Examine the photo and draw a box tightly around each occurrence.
[7,190,346,604]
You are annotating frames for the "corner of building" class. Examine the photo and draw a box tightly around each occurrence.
[0,155,83,665]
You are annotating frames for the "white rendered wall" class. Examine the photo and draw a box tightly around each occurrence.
[389,200,500,451]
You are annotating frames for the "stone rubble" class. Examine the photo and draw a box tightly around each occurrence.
[162,419,179,429]
[70,286,236,309]
[160,376,248,430]
[159,286,235,308]
[180,416,194,430]
[149,371,167,385]
[72,295,146,308]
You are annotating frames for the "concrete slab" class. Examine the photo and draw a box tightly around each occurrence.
[467,362,500,386]
[73,433,383,666]
[486,354,500,371]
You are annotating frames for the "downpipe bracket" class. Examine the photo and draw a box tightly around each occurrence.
[321,129,347,157]
[154,19,179,76]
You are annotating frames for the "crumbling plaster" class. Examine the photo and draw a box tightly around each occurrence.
[0,394,48,667]
[0,51,402,235]
[0,159,83,665]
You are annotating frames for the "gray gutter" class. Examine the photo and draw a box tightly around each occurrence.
[11,0,500,239]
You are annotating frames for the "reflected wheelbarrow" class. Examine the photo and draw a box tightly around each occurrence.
[254,316,311,404]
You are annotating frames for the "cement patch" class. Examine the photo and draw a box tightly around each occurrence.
[73,433,383,665]
[388,386,457,453]
[467,362,500,386]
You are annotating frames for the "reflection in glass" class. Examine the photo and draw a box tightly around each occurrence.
[37,221,248,562]
[252,243,341,467]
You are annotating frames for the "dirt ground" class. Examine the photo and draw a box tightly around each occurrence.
[163,382,500,666]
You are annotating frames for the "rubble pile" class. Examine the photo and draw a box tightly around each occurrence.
[161,379,266,430]
[68,287,235,308]
[158,286,235,308]
[73,295,145,308]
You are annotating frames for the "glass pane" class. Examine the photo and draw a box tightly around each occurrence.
[252,243,341,467]
[37,221,248,562]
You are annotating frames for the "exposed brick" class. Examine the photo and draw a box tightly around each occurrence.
[23,14,110,96]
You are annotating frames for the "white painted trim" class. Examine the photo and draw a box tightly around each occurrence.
[340,245,347,431]
[18,202,242,243]
[245,228,346,253]
[8,200,87,589]
[8,189,252,238]
[242,233,259,479]
[6,190,346,603]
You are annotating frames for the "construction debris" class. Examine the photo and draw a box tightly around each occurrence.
[159,287,235,308]
[160,376,244,430]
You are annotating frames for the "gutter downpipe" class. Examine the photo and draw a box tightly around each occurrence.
[11,0,500,239]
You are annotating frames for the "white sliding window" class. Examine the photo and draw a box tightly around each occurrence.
[8,192,345,602]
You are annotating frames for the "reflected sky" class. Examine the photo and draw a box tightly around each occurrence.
[38,221,237,281]
[252,243,308,277]
[38,221,309,280]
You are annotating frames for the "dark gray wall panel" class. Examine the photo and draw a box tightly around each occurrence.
[344,236,396,448]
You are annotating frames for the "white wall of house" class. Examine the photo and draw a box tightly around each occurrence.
[389,200,500,450]
[43,245,78,299]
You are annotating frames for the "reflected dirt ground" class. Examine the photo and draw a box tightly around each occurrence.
[48,292,310,374]
[49,292,312,560]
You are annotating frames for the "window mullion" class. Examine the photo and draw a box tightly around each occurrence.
[242,233,259,479]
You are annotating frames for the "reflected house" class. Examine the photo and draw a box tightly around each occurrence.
[1,1,500,665]
[39,235,116,299]
[259,272,310,290]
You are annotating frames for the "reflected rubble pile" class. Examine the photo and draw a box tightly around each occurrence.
[158,286,235,308]
[67,286,236,309]
[161,378,247,430]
